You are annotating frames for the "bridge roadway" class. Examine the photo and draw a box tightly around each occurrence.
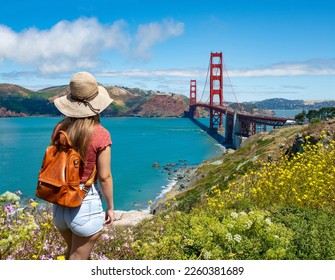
[190,103,293,148]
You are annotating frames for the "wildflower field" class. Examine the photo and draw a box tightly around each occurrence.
[1,121,335,260]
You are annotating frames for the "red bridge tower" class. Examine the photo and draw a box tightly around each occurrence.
[190,79,197,106]
[209,52,223,131]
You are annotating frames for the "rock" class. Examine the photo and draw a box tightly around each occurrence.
[226,148,236,154]
[279,143,286,148]
[113,210,153,227]
[209,160,223,165]
[179,183,186,190]
[177,174,184,179]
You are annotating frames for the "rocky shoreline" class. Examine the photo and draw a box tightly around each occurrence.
[112,161,202,227]
[113,158,219,227]
[150,164,200,213]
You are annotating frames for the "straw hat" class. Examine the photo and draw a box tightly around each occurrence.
[54,72,114,118]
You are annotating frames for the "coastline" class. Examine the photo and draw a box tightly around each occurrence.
[120,147,228,225]
[150,147,229,215]
[150,162,204,214]
[113,162,204,226]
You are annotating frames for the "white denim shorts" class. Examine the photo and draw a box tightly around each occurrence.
[52,183,104,237]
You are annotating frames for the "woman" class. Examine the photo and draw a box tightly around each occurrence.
[52,71,115,260]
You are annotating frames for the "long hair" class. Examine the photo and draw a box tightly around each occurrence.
[52,115,100,164]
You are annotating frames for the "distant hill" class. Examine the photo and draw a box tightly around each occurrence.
[246,98,335,110]
[0,84,59,116]
[0,83,190,117]
[1,83,334,117]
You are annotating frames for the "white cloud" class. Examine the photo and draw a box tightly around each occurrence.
[96,59,335,100]
[101,59,335,82]
[45,58,334,81]
[101,68,202,78]
[0,17,185,74]
[0,18,131,73]
[132,19,184,61]
[228,59,335,77]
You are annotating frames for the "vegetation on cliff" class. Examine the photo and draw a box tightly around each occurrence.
[295,107,335,123]
[1,119,335,260]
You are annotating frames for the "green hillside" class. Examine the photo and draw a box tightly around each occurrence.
[0,84,60,116]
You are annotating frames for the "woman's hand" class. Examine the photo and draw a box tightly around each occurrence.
[104,209,115,226]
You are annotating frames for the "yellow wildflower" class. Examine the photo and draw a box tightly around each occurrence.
[30,201,38,207]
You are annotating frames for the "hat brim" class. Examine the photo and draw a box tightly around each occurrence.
[54,86,114,118]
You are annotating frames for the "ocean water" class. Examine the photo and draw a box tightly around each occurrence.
[273,109,301,119]
[0,117,224,210]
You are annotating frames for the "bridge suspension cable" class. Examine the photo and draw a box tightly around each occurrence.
[223,60,242,111]
[198,55,211,103]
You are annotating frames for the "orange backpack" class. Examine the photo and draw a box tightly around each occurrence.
[36,130,96,207]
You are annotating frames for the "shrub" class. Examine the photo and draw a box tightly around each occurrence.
[0,192,66,260]
[272,207,335,259]
[209,132,335,211]
[132,209,293,260]
[0,191,141,260]
[93,226,137,260]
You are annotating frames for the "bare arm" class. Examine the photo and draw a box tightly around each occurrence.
[97,145,115,226]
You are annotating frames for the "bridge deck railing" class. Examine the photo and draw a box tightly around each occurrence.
[190,103,292,126]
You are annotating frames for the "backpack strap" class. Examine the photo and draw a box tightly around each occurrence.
[84,165,97,187]
[58,130,73,148]
[57,130,97,188]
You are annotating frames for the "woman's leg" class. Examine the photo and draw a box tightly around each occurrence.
[68,231,101,260]
[58,230,73,260]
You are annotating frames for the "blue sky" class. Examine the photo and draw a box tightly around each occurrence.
[0,0,334,102]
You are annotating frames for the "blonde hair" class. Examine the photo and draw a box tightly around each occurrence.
[52,115,100,164]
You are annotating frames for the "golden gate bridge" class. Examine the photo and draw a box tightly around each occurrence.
[187,52,292,148]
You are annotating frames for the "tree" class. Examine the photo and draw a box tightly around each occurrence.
[294,111,306,124]
[306,110,318,121]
